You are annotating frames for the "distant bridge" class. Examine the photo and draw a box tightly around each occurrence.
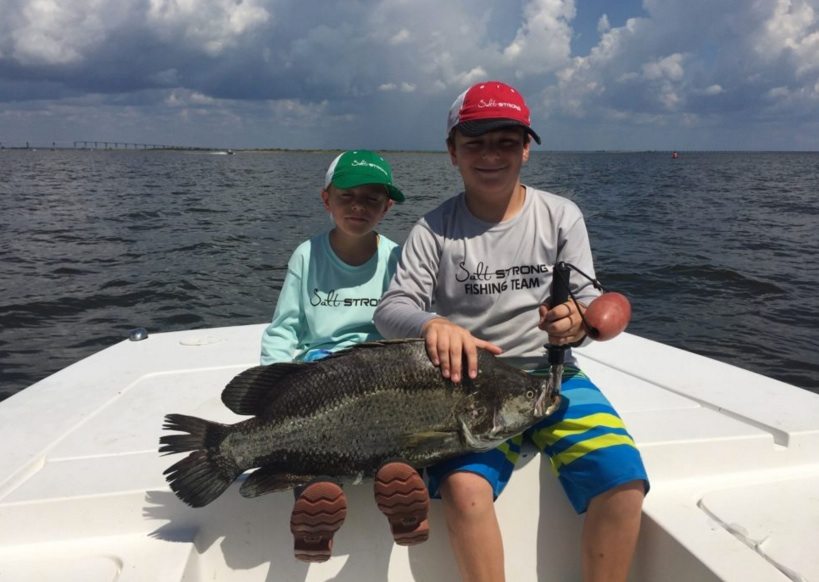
[72,141,217,151]
[0,140,230,151]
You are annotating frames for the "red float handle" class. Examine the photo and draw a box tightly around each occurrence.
[583,292,632,341]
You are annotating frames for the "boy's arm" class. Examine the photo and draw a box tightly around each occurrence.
[374,223,440,339]
[375,223,501,383]
[260,267,303,365]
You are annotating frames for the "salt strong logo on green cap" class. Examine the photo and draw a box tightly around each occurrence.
[324,150,405,203]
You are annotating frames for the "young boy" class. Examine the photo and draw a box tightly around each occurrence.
[374,82,648,581]
[261,150,430,562]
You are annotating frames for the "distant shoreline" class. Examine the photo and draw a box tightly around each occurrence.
[0,145,446,154]
[3,146,819,154]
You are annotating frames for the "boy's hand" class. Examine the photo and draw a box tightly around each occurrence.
[538,300,587,345]
[420,318,503,384]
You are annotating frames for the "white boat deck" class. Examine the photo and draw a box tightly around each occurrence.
[1,325,817,581]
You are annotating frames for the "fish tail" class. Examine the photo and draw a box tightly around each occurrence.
[159,413,227,454]
[159,414,240,507]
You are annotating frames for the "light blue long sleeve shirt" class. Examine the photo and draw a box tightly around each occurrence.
[260,231,400,365]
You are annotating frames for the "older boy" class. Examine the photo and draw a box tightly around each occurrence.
[374,81,648,581]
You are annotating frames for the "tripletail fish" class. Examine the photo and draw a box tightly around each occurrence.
[160,339,560,507]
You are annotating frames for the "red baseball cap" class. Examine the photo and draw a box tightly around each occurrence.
[447,81,541,144]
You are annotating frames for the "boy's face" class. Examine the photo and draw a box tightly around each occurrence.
[321,184,392,237]
[447,127,530,199]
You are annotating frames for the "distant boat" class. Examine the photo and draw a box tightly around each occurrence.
[671,151,679,159]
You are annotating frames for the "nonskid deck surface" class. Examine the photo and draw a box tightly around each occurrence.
[0,325,817,581]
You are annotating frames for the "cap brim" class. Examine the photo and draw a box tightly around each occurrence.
[456,119,541,145]
[386,185,405,203]
[332,175,405,203]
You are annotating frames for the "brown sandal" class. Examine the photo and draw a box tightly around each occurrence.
[374,461,430,546]
[290,480,347,562]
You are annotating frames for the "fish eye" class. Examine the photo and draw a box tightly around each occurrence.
[525,390,534,399]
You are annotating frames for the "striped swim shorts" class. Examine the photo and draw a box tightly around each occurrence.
[425,366,649,513]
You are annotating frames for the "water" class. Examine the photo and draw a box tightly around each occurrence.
[1,149,817,400]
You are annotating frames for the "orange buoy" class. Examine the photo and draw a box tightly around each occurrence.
[583,292,631,341]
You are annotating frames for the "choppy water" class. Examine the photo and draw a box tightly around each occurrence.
[1,149,817,400]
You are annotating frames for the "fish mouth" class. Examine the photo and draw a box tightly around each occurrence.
[534,375,562,417]
[535,394,561,417]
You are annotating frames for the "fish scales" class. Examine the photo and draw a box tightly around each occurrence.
[221,387,456,472]
[160,339,558,507]
[254,340,446,418]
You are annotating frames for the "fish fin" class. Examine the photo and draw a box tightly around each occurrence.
[162,450,241,507]
[459,418,494,451]
[221,363,305,415]
[457,416,500,451]
[159,414,240,507]
[322,338,425,358]
[400,431,461,452]
[240,466,310,497]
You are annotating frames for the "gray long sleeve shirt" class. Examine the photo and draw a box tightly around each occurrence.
[373,186,601,370]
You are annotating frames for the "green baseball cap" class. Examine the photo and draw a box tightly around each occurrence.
[324,150,405,203]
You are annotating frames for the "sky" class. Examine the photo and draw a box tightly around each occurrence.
[2,0,819,151]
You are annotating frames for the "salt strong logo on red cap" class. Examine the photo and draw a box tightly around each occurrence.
[447,81,541,144]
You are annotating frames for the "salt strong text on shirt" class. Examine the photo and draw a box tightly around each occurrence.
[310,289,382,307]
[457,262,547,295]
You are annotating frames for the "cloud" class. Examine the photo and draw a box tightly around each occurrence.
[597,14,610,35]
[2,0,819,150]
[389,29,411,45]
[642,53,684,82]
[756,0,819,80]
[377,82,416,92]
[701,84,724,96]
[502,0,575,73]
[146,0,272,56]
[7,0,122,66]
[165,89,217,107]
[2,0,271,67]
[546,0,819,125]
